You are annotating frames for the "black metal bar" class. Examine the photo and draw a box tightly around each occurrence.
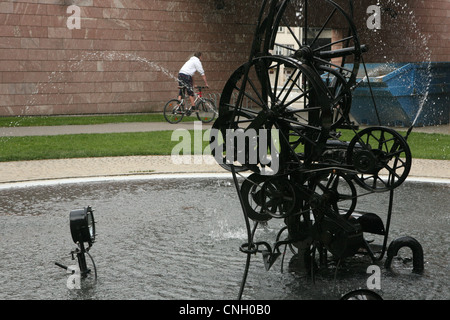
[361,55,381,125]
[230,164,254,300]
[55,262,68,271]
[76,242,91,279]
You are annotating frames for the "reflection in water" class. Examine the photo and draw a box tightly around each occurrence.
[0,177,448,300]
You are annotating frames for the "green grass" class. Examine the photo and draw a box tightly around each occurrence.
[0,131,211,162]
[0,128,448,162]
[0,115,448,161]
[403,132,450,160]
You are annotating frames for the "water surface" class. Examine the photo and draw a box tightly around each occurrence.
[0,177,448,300]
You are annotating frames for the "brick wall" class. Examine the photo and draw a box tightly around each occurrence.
[0,0,448,116]
[412,0,450,62]
[353,0,450,64]
[0,0,257,116]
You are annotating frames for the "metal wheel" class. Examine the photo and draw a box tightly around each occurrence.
[196,98,217,123]
[308,170,357,219]
[163,99,184,124]
[240,173,274,222]
[247,0,363,127]
[216,55,333,173]
[266,0,363,98]
[341,289,383,300]
[347,127,412,192]
[240,173,298,222]
[260,175,297,219]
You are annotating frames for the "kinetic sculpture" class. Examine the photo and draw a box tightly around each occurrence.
[210,0,424,299]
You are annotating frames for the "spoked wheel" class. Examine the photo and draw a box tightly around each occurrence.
[307,170,357,219]
[240,173,274,222]
[197,98,217,123]
[260,175,297,219]
[241,174,297,222]
[216,55,334,173]
[347,127,412,192]
[163,99,184,124]
[341,289,383,300]
[267,0,363,108]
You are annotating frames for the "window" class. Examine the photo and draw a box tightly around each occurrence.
[275,45,283,55]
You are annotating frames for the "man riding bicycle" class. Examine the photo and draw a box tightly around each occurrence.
[178,52,209,111]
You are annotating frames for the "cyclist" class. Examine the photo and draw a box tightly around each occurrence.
[178,52,209,111]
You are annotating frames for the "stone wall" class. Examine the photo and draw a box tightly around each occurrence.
[0,0,448,116]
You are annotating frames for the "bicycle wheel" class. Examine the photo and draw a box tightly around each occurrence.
[164,99,184,124]
[196,98,217,123]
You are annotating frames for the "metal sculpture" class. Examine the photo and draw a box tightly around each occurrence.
[210,0,424,299]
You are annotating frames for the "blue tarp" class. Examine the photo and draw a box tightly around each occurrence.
[350,62,450,127]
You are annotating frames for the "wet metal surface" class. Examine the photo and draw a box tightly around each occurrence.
[0,177,448,300]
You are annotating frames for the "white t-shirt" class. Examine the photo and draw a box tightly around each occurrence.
[179,56,205,77]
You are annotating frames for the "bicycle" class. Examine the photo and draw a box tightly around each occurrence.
[163,85,218,124]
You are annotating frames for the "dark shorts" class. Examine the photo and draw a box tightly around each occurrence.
[178,73,194,97]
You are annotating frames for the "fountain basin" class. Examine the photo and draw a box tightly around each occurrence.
[0,176,448,300]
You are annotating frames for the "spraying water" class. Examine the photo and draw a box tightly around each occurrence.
[366,0,433,134]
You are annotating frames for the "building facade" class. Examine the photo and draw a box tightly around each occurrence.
[0,0,448,116]
[0,0,257,116]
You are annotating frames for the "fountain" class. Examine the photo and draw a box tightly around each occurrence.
[208,0,437,300]
[0,0,448,303]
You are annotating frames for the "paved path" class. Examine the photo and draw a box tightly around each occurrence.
[0,122,448,137]
[0,121,448,185]
[1,155,448,185]
[0,121,213,137]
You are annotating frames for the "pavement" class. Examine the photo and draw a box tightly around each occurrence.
[0,121,448,137]
[0,121,449,185]
[0,121,212,137]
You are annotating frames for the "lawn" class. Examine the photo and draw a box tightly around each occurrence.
[0,130,210,162]
[0,114,448,161]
